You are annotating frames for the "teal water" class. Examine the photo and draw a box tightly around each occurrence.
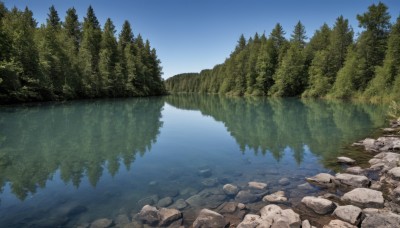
[0,95,387,227]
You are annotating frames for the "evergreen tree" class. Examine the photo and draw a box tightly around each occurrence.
[255,38,277,95]
[291,21,307,47]
[63,7,81,52]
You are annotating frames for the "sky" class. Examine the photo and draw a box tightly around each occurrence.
[3,0,400,79]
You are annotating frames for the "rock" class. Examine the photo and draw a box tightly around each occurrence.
[332,205,362,225]
[259,204,301,228]
[235,190,264,204]
[393,186,400,197]
[369,158,382,165]
[198,169,212,178]
[334,173,370,188]
[279,177,290,186]
[362,138,380,151]
[158,197,173,207]
[337,156,355,164]
[370,181,382,190]
[323,219,356,228]
[306,173,335,187]
[236,214,264,228]
[220,202,237,213]
[302,220,311,228]
[192,209,229,228]
[202,178,218,187]
[388,167,400,181]
[301,196,336,215]
[361,211,400,228]
[137,195,159,207]
[262,191,287,203]
[148,181,158,186]
[222,184,239,196]
[341,188,384,208]
[90,218,113,228]
[170,199,187,210]
[298,182,314,190]
[237,203,246,210]
[346,166,364,175]
[138,205,160,225]
[115,214,130,225]
[158,208,182,226]
[248,181,268,190]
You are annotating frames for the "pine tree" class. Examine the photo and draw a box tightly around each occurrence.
[255,38,277,95]
[64,7,81,52]
[291,21,307,48]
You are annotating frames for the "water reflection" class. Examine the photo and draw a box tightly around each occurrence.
[0,98,164,200]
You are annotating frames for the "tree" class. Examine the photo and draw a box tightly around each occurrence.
[255,38,277,95]
[63,7,81,52]
[291,21,307,48]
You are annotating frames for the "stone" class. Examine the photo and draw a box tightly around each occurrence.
[138,205,160,226]
[369,158,382,165]
[301,196,336,215]
[222,184,239,196]
[393,186,400,197]
[202,178,218,187]
[323,219,356,228]
[115,214,130,225]
[341,188,384,208]
[237,203,246,210]
[259,204,301,228]
[361,211,400,228]
[388,167,400,181]
[248,181,268,190]
[158,208,182,226]
[158,197,173,207]
[306,173,335,187]
[236,214,264,228]
[302,220,311,228]
[334,173,370,188]
[332,205,362,225]
[90,218,113,228]
[362,138,379,151]
[235,190,264,204]
[192,209,229,228]
[346,166,364,175]
[370,181,382,190]
[262,191,287,203]
[337,156,355,164]
[170,199,187,210]
[220,202,237,213]
[137,195,159,207]
[198,169,212,178]
[279,177,290,186]
[298,182,314,190]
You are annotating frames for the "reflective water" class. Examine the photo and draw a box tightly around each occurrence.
[0,95,386,227]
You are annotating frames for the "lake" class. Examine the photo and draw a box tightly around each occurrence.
[0,95,387,227]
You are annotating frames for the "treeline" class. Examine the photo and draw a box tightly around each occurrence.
[165,3,400,102]
[0,3,165,104]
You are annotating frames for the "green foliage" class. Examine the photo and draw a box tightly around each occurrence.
[0,4,165,104]
[387,101,400,120]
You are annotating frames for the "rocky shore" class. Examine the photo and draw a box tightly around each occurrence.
[81,119,400,228]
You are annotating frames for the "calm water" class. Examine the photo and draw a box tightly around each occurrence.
[0,95,387,227]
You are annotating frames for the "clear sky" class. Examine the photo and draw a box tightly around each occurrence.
[3,0,400,79]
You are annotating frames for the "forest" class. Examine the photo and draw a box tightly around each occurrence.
[165,3,400,103]
[0,3,165,104]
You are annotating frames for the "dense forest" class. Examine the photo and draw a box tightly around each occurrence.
[165,3,400,103]
[0,3,165,104]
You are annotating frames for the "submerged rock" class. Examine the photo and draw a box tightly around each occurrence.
[346,166,364,175]
[236,214,263,228]
[341,188,384,208]
[334,173,370,188]
[222,184,239,196]
[202,178,219,187]
[158,208,182,226]
[198,169,212,178]
[158,197,173,207]
[306,173,335,187]
[323,219,356,228]
[248,181,267,190]
[332,205,362,225]
[262,191,287,203]
[170,199,187,210]
[137,205,160,225]
[279,177,290,186]
[235,190,266,204]
[192,209,229,228]
[301,196,336,215]
[337,157,356,164]
[90,218,113,228]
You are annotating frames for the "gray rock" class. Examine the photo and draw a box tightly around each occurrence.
[279,177,290,186]
[298,182,314,190]
[361,211,400,228]
[262,191,287,203]
[306,173,335,187]
[248,181,267,190]
[388,167,400,181]
[192,209,229,228]
[158,208,182,226]
[90,218,113,228]
[199,169,212,178]
[302,220,311,228]
[137,195,159,207]
[341,188,384,208]
[346,166,364,175]
[334,173,370,188]
[235,190,264,204]
[332,205,362,225]
[158,197,173,207]
[237,203,246,210]
[223,184,239,196]
[259,204,301,228]
[138,205,160,225]
[323,219,356,228]
[237,214,264,228]
[170,199,187,210]
[202,178,219,187]
[220,202,237,213]
[301,196,336,215]
[337,156,355,164]
[115,214,130,225]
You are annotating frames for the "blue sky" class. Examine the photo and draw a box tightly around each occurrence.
[3,0,400,79]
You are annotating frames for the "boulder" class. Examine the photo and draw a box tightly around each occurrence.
[158,197,173,207]
[235,190,264,204]
[279,177,290,186]
[237,214,264,228]
[220,202,237,213]
[341,188,384,208]
[302,220,315,228]
[192,209,229,228]
[346,166,364,175]
[137,195,159,208]
[158,208,182,226]
[361,211,400,228]
[388,167,400,181]
[259,204,301,228]
[301,196,336,215]
[170,199,187,210]
[223,184,239,196]
[262,191,287,203]
[306,173,335,187]
[137,205,160,225]
[323,219,356,228]
[334,173,370,188]
[337,157,355,164]
[332,205,362,225]
[248,181,267,190]
[90,218,113,228]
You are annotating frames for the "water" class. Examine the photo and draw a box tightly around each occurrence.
[0,95,387,227]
